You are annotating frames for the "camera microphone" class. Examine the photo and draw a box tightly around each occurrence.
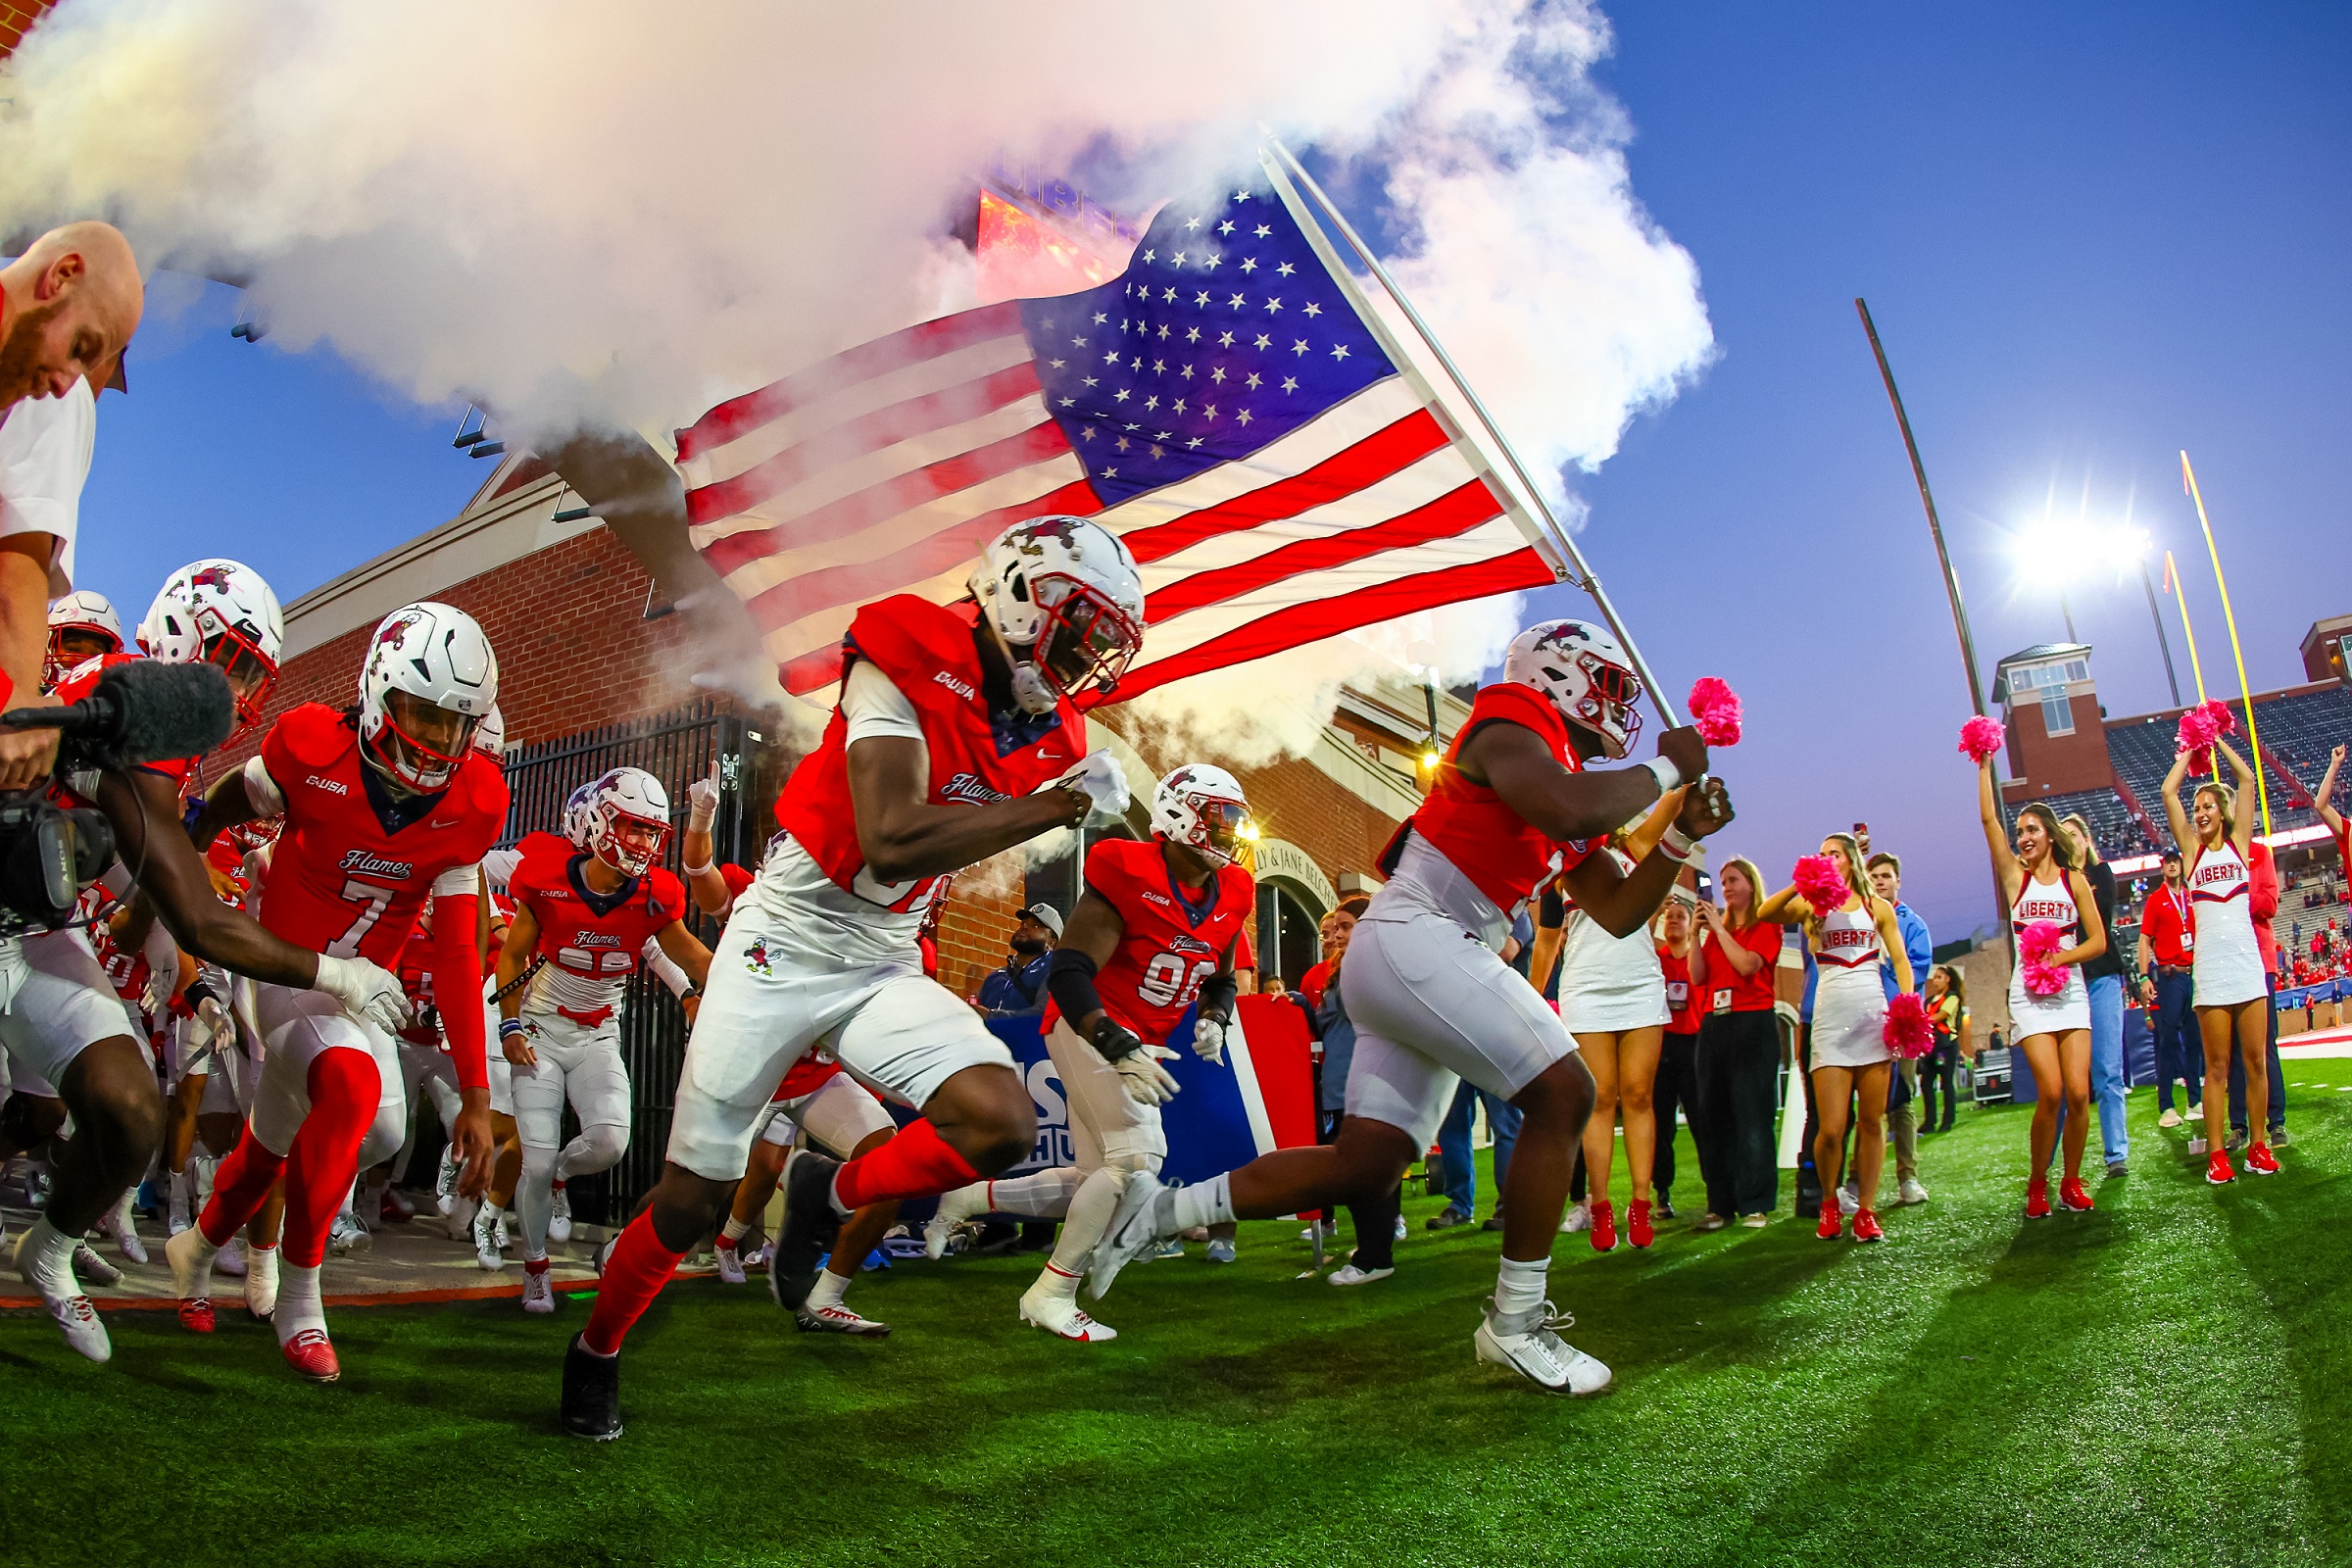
[0,660,237,770]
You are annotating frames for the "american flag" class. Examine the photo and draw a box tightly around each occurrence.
[675,177,1563,703]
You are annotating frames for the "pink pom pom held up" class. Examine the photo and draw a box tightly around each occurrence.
[2175,699,2238,772]
[1688,677,1742,747]
[2022,961,2068,999]
[1791,854,1850,915]
[1883,993,1935,1058]
[1958,714,2005,764]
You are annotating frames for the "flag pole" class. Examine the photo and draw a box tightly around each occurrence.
[1257,135,1683,731]
[2180,452,2271,834]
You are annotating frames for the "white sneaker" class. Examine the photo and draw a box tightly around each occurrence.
[1838,1182,1860,1216]
[2157,1108,2183,1129]
[520,1266,556,1314]
[328,1212,371,1256]
[72,1243,122,1289]
[923,1185,984,1260]
[495,1213,512,1250]
[106,1196,148,1263]
[1474,1298,1610,1396]
[1392,1214,1407,1242]
[1897,1177,1930,1206]
[1087,1171,1167,1300]
[1204,1238,1237,1264]
[2186,1102,2204,1119]
[1559,1201,1592,1235]
[548,1185,573,1244]
[434,1148,460,1216]
[1328,1261,1394,1286]
[1019,1286,1117,1342]
[245,1245,279,1321]
[472,1206,507,1271]
[216,1236,248,1278]
[16,1228,111,1362]
[712,1238,747,1284]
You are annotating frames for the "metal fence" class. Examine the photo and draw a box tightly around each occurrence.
[494,698,760,1224]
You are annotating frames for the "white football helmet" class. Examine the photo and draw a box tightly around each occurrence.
[967,514,1146,713]
[45,589,123,687]
[1503,618,1643,760]
[138,561,284,732]
[582,766,672,877]
[358,602,498,791]
[1151,763,1254,865]
[472,705,507,761]
[562,781,597,849]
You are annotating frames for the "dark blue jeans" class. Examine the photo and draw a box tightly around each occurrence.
[2227,973,2286,1136]
[1436,1081,1521,1218]
[2151,968,2198,1112]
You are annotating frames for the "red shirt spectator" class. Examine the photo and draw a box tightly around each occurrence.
[2141,880,2194,968]
[1698,918,1783,1015]
[2248,840,2280,977]
[1660,945,1700,1035]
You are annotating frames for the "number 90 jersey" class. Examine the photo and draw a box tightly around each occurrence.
[508,830,685,1027]
[1046,837,1254,1047]
[253,703,509,964]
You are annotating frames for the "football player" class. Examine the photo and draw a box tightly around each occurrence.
[171,602,507,1382]
[561,514,1145,1440]
[494,766,710,1313]
[5,563,407,1363]
[927,764,1253,1343]
[43,588,122,687]
[1089,621,1735,1396]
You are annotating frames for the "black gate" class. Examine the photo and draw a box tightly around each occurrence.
[494,699,761,1225]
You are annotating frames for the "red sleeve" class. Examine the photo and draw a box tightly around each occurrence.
[2249,848,2278,920]
[431,892,487,1091]
[1234,927,1255,969]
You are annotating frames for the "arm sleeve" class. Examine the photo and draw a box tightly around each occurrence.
[242,753,288,816]
[1046,947,1108,1034]
[1197,970,1238,1024]
[430,892,488,1091]
[642,936,692,1000]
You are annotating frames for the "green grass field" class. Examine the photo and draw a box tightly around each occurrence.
[7,1062,2348,1568]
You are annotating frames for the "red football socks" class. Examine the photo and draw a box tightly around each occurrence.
[581,1213,686,1357]
[200,1129,286,1250]
[281,1050,382,1268]
[830,1119,982,1212]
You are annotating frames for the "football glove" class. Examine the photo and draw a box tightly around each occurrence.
[1042,750,1130,818]
[1191,1013,1228,1065]
[1113,1046,1182,1107]
[687,761,721,836]
[313,955,411,1038]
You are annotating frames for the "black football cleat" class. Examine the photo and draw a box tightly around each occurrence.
[562,1333,623,1442]
[767,1151,844,1312]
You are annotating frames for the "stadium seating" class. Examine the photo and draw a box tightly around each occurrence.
[1999,784,2155,861]
[2099,685,2352,848]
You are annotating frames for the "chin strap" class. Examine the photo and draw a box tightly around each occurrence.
[1008,661,1057,715]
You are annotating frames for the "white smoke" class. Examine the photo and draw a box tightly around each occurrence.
[1,0,1710,749]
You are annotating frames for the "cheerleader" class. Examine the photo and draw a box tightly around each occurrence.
[1757,834,1913,1242]
[2159,739,2276,1183]
[1556,790,1687,1251]
[1976,756,2105,1215]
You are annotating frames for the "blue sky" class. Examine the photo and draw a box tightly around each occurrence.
[71,2,2351,939]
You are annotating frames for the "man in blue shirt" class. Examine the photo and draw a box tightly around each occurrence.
[1869,854,1935,1207]
[976,904,1059,1016]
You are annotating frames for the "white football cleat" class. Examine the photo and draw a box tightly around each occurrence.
[434,1148,460,1215]
[1018,1287,1117,1343]
[105,1195,148,1263]
[495,1213,513,1250]
[1474,1298,1612,1396]
[327,1212,371,1256]
[548,1185,573,1244]
[471,1207,507,1271]
[1086,1170,1166,1300]
[713,1239,748,1285]
[1328,1261,1394,1287]
[16,1230,110,1362]
[72,1243,122,1289]
[924,1184,985,1260]
[520,1266,556,1314]
[216,1236,249,1278]
[795,1300,891,1337]
[245,1245,280,1321]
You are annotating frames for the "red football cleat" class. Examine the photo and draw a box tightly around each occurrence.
[176,1297,216,1335]
[1588,1198,1617,1252]
[2024,1179,2051,1219]
[2244,1144,2279,1177]
[1816,1199,1842,1240]
[280,1328,341,1383]
[1851,1207,1885,1243]
[2206,1150,2235,1186]
[2058,1176,2094,1212]
[1627,1199,1653,1250]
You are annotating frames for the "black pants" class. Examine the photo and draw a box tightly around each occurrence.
[1919,1039,1961,1131]
[1652,1031,1699,1202]
[1348,1181,1403,1270]
[2227,974,2286,1137]
[1696,1010,1782,1217]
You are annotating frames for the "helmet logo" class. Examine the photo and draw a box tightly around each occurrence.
[188,564,234,594]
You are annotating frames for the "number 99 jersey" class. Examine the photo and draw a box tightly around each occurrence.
[1047,837,1254,1047]
[250,703,510,964]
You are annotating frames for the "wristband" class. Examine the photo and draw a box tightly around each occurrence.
[682,857,714,877]
[1642,757,1684,795]
[499,1018,524,1040]
[1659,825,1697,863]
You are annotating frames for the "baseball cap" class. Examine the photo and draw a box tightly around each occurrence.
[1021,903,1064,939]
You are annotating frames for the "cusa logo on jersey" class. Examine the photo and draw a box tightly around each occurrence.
[305,774,349,796]
[939,772,1008,807]
[932,670,977,700]
[339,850,415,880]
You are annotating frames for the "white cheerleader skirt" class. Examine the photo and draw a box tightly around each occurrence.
[1809,963,1890,1070]
[2190,922,2268,1009]
[1557,917,1670,1035]
[2008,962,2089,1039]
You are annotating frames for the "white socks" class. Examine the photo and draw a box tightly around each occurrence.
[807,1268,850,1311]
[1047,1168,1127,1276]
[168,1170,191,1229]
[17,1216,76,1285]
[1495,1255,1550,1317]
[975,1167,1084,1220]
[1168,1173,1234,1234]
[719,1214,752,1245]
[275,1262,325,1345]
[516,1145,558,1256]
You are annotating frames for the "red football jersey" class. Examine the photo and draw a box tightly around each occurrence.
[508,830,685,1026]
[253,704,509,964]
[774,596,1085,916]
[1045,837,1253,1046]
[1381,682,1594,914]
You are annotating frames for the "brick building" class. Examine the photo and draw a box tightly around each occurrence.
[220,451,1463,1001]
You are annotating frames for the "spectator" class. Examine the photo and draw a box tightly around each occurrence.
[1919,964,1972,1132]
[1650,891,1702,1218]
[1298,907,1354,1011]
[2059,815,2130,1178]
[2229,837,2288,1150]
[1866,852,1936,1203]
[976,904,1059,1016]
[0,222,142,414]
[1690,856,1785,1230]
[2136,850,2199,1125]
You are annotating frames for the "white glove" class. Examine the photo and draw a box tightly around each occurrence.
[194,997,231,1054]
[1191,1013,1228,1065]
[314,954,411,1037]
[687,761,721,836]
[1112,1045,1182,1107]
[1043,750,1130,818]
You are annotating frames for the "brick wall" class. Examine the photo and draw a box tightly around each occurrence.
[0,1,56,58]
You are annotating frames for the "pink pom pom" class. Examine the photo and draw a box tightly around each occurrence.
[2017,918,2065,964]
[1791,854,1850,914]
[2175,699,2237,772]
[1882,993,1935,1058]
[2022,960,2069,999]
[1958,714,2005,764]
[1687,677,1742,747]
